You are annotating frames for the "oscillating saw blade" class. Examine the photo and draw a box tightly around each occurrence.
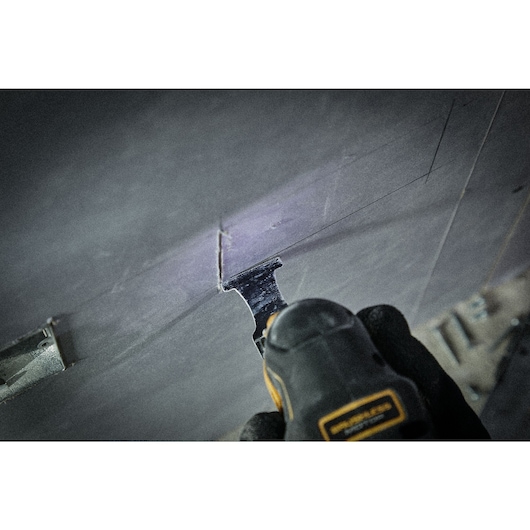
[222,257,288,354]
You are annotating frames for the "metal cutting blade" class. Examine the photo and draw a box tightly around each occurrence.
[222,257,288,354]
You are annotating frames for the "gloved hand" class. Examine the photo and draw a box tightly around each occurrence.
[240,304,491,441]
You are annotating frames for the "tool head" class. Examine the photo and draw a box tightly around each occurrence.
[262,299,435,440]
[222,257,288,354]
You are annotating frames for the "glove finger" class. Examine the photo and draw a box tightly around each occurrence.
[357,305,490,440]
[239,411,285,441]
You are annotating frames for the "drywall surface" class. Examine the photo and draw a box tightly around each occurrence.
[0,90,528,439]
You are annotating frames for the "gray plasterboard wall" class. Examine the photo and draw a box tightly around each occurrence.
[0,89,529,440]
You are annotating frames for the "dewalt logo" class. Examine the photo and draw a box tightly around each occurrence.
[318,389,406,441]
[330,401,393,435]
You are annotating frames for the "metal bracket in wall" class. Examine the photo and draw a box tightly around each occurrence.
[0,320,65,405]
[412,268,530,417]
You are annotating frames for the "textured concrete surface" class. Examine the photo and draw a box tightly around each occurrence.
[0,89,529,440]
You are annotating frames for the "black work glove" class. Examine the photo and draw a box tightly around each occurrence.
[240,304,490,441]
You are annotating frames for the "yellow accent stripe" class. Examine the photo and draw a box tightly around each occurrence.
[263,312,279,338]
[263,361,283,413]
[263,362,294,421]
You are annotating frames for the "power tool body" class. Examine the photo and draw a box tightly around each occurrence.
[223,258,434,440]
